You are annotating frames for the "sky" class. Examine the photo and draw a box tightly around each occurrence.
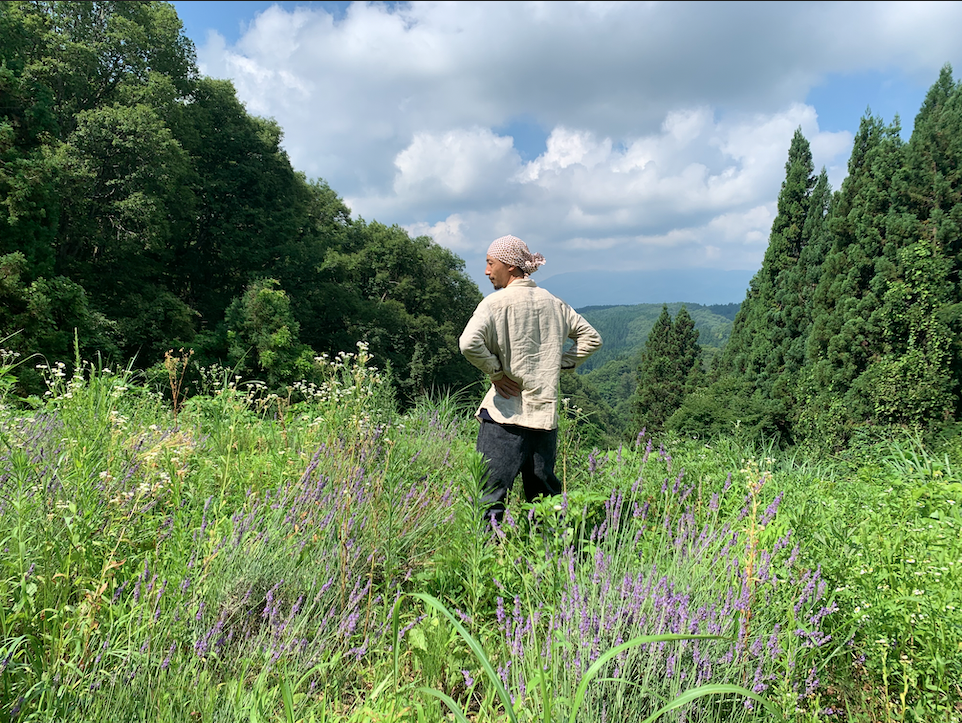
[169,1,962,294]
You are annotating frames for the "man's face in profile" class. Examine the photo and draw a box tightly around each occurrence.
[485,256,515,290]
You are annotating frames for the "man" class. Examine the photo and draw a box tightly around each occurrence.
[459,235,602,520]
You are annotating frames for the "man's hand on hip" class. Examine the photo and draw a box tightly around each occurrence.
[493,376,521,398]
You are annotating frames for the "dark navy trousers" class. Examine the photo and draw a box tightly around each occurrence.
[476,419,562,520]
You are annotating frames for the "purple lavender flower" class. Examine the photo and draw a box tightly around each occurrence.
[785,544,800,568]
[588,448,600,475]
[709,492,720,512]
[161,643,176,670]
[759,491,784,527]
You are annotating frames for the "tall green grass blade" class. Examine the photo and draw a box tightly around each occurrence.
[416,687,471,723]
[391,594,403,718]
[568,633,725,723]
[281,676,295,723]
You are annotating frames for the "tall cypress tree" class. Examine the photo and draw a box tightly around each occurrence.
[632,305,702,435]
[850,67,961,427]
[718,130,815,382]
[672,306,704,396]
[632,305,674,434]
[769,169,832,417]
[709,129,818,439]
[899,65,962,419]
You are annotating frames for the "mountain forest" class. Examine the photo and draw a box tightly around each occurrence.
[2,0,962,448]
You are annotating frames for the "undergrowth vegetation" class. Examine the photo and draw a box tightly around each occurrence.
[0,346,959,722]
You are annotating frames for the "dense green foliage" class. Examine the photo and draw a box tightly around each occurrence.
[0,1,482,401]
[563,303,733,443]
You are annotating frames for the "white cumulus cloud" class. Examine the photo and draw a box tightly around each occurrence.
[189,0,962,291]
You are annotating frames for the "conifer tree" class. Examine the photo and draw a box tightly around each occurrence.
[898,65,962,420]
[800,68,962,438]
[717,130,815,385]
[850,66,961,427]
[704,129,819,439]
[632,305,674,434]
[632,305,702,434]
[769,169,832,416]
[672,306,704,396]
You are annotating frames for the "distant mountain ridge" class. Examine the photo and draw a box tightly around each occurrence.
[538,269,755,308]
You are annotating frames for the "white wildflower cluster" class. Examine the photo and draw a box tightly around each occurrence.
[109,409,129,429]
[196,363,239,396]
[560,397,584,416]
[109,477,167,506]
[294,341,384,416]
[853,602,871,621]
[196,364,282,410]
[36,361,71,398]
[35,360,130,403]
[739,457,775,491]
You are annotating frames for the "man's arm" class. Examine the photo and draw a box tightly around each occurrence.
[560,310,602,370]
[459,305,504,379]
[460,308,522,398]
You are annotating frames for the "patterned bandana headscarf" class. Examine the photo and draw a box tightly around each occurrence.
[487,235,546,276]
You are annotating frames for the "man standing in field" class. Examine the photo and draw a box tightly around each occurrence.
[459,235,602,521]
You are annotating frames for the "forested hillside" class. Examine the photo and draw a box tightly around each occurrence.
[550,303,735,443]
[661,66,962,446]
[0,1,482,400]
[576,302,737,372]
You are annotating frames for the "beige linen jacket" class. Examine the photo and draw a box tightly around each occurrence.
[459,278,602,430]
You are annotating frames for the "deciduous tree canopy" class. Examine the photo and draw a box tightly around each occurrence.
[0,1,482,400]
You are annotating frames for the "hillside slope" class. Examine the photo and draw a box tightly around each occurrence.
[577,302,737,373]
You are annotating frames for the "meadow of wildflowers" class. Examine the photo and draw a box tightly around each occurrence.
[0,346,959,722]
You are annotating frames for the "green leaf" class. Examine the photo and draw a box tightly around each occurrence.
[280,676,295,723]
[408,626,427,652]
